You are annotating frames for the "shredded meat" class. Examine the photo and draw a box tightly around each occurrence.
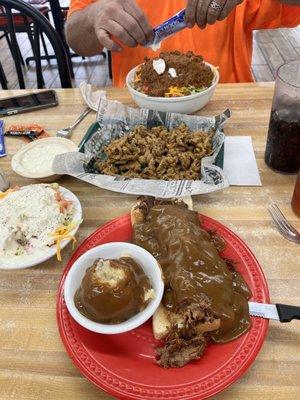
[157,296,215,368]
[134,195,188,217]
[207,229,226,252]
[183,299,214,323]
[156,328,207,368]
[224,258,238,273]
[134,51,214,97]
[86,124,214,181]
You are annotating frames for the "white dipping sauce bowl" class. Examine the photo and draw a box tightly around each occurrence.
[126,62,219,114]
[64,242,164,334]
[11,137,77,182]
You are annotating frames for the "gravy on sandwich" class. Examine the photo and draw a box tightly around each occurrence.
[75,257,154,324]
[133,199,252,367]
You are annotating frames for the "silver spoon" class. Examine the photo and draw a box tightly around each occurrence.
[56,107,92,138]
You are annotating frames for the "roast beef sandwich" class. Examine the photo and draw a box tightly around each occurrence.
[131,196,252,368]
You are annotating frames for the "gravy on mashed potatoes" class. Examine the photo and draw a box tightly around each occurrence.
[74,257,154,324]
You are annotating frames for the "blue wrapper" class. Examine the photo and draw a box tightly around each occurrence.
[0,120,6,158]
[146,9,186,48]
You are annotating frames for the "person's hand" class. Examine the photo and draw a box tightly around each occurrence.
[89,0,153,52]
[185,0,243,29]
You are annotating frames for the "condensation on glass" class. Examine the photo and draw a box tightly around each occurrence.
[265,60,300,174]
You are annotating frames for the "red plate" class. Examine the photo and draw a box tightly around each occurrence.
[57,214,270,400]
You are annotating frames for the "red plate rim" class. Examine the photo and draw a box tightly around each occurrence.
[56,213,270,400]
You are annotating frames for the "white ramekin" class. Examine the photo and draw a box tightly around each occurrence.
[64,242,164,334]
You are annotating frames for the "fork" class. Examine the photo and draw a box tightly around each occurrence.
[56,107,92,138]
[268,203,300,244]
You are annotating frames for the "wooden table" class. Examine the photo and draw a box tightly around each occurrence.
[0,84,299,400]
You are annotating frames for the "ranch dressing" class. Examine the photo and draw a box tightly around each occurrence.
[21,142,69,174]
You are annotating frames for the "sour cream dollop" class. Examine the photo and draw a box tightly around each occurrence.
[153,58,166,75]
[168,68,177,78]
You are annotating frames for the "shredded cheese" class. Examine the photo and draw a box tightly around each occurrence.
[49,220,81,261]
[134,68,141,83]
[0,186,20,200]
[0,190,11,200]
[165,86,189,97]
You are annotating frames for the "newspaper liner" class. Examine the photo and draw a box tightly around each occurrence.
[53,98,230,198]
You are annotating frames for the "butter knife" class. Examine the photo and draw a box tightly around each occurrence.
[249,302,300,322]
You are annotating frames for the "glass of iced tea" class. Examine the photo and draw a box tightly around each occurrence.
[264,59,300,174]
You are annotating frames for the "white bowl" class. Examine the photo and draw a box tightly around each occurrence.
[126,62,219,114]
[64,242,164,334]
[11,137,78,182]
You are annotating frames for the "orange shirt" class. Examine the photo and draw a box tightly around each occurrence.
[68,0,300,85]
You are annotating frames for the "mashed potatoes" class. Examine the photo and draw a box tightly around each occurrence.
[75,257,154,324]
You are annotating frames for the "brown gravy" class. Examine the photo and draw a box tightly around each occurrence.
[74,257,152,324]
[133,205,252,343]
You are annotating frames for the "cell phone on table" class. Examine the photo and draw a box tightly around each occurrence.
[0,90,58,116]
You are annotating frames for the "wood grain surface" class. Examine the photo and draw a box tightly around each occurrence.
[0,84,299,400]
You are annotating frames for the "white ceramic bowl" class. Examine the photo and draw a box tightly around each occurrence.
[126,62,219,114]
[11,137,78,182]
[64,242,164,334]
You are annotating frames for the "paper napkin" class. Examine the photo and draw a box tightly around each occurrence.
[223,136,261,186]
[79,82,106,111]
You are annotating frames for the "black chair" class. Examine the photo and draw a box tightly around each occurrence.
[107,49,112,80]
[0,0,72,88]
[0,4,51,64]
[25,0,75,70]
[0,59,8,88]
[60,4,112,79]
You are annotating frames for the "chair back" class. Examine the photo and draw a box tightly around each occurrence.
[0,0,72,88]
